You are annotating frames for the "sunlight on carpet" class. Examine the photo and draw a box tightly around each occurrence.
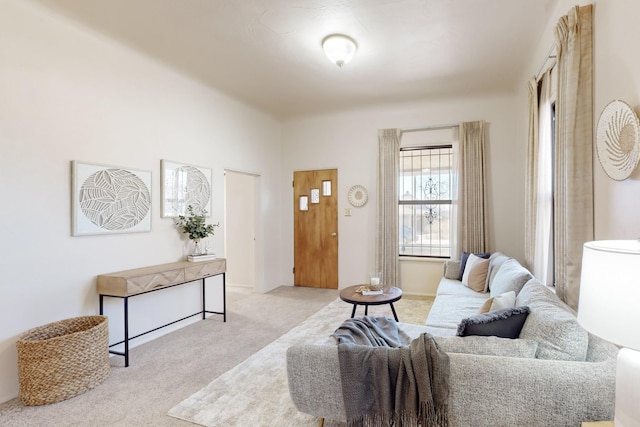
[168,295,432,427]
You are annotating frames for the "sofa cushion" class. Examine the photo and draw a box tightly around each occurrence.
[459,251,490,280]
[489,258,533,297]
[435,278,489,298]
[517,279,589,361]
[435,336,538,358]
[456,306,530,339]
[478,290,516,314]
[485,252,511,292]
[461,254,490,292]
[426,293,488,330]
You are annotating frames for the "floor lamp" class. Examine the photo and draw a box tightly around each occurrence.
[579,240,640,427]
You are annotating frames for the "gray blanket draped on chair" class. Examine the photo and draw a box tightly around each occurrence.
[332,317,449,427]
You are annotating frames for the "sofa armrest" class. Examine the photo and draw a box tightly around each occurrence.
[287,344,617,427]
[447,353,616,427]
[286,345,346,422]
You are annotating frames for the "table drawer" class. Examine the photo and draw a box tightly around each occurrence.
[185,259,226,281]
[98,259,226,297]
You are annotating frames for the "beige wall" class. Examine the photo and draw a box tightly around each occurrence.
[281,95,524,296]
[0,0,284,402]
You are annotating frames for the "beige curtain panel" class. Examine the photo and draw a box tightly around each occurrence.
[554,4,594,311]
[524,77,539,272]
[376,128,400,287]
[458,121,488,254]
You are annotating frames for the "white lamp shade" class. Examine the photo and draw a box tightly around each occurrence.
[578,240,640,351]
[322,34,357,67]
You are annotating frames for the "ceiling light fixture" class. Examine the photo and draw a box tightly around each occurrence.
[322,34,357,68]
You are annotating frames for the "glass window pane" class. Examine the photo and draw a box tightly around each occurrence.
[399,145,452,258]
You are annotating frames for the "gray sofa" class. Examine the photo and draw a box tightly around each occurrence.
[286,253,618,426]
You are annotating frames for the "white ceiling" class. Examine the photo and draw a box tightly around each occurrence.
[31,0,557,120]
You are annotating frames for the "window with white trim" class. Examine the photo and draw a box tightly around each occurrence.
[399,145,453,258]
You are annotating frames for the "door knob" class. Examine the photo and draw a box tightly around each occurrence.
[331,232,337,237]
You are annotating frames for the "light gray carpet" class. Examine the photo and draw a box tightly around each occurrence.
[0,285,432,426]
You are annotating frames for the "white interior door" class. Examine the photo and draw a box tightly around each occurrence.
[224,170,257,288]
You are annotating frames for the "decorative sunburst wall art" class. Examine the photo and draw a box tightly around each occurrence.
[71,161,152,236]
[596,100,640,181]
[161,160,212,217]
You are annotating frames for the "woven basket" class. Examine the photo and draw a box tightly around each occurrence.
[16,315,110,406]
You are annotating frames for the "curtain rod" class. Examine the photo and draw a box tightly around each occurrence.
[401,123,459,134]
[535,42,557,81]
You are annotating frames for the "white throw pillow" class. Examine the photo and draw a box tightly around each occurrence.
[490,290,516,311]
[478,290,516,313]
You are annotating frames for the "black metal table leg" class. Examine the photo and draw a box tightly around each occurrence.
[350,304,357,318]
[202,277,206,320]
[124,297,129,367]
[389,303,399,322]
[222,272,226,322]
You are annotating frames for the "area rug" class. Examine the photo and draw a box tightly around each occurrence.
[167,296,431,427]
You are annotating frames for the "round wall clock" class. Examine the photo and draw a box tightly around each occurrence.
[348,185,368,207]
[596,100,640,181]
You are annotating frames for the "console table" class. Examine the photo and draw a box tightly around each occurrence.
[97,258,226,366]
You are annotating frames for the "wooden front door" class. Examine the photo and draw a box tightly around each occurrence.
[293,169,338,288]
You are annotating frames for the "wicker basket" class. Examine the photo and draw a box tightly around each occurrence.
[16,315,110,406]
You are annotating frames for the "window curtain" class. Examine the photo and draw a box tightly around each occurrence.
[525,71,554,285]
[524,78,539,272]
[450,129,461,259]
[554,4,594,310]
[376,128,400,287]
[457,121,488,254]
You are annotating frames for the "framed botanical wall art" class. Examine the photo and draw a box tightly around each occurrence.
[71,161,152,236]
[161,160,212,217]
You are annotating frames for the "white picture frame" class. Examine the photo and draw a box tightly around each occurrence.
[71,161,152,236]
[161,160,212,217]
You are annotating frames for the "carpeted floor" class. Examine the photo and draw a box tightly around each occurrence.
[0,285,432,426]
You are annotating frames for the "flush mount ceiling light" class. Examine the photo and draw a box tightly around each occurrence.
[322,34,357,67]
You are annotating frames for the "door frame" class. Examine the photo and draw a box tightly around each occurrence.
[224,169,261,292]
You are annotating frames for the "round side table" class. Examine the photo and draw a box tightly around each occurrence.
[339,285,403,321]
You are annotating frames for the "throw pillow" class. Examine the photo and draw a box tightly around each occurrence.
[484,252,511,292]
[444,260,462,280]
[456,306,530,339]
[478,297,493,314]
[435,336,539,358]
[477,290,516,314]
[459,251,490,280]
[489,258,533,297]
[461,254,490,292]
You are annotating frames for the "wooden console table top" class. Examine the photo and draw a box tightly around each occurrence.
[97,258,226,297]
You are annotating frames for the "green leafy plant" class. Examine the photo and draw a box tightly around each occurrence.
[175,205,219,241]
